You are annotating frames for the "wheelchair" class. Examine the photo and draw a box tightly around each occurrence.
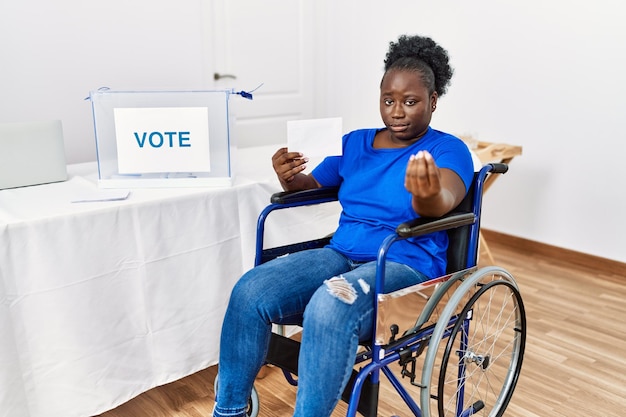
[237,163,526,417]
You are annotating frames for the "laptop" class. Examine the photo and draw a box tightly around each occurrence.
[0,120,68,190]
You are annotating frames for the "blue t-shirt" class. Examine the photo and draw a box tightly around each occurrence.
[311,127,474,278]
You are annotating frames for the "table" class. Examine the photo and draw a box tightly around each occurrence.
[465,137,522,265]
[0,146,340,417]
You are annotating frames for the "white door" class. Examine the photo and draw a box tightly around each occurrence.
[208,0,317,149]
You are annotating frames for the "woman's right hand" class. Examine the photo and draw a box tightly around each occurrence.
[272,147,309,185]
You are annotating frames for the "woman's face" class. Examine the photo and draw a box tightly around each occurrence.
[379,69,437,145]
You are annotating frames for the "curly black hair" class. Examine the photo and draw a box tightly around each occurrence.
[383,35,454,97]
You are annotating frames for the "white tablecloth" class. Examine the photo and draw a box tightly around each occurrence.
[0,146,340,417]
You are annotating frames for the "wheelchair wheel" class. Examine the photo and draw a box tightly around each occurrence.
[213,375,260,417]
[419,266,526,417]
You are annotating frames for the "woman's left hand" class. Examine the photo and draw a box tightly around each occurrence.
[404,150,467,217]
[404,150,442,199]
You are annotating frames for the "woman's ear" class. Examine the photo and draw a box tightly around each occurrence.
[430,92,438,112]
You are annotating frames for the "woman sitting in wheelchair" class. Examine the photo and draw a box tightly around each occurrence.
[214,34,474,417]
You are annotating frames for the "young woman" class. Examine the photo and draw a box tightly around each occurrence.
[213,34,474,417]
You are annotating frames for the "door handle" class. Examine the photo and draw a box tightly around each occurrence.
[214,72,237,81]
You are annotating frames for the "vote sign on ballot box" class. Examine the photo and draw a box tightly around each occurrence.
[89,89,246,188]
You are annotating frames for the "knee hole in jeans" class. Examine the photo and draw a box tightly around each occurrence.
[324,275,361,304]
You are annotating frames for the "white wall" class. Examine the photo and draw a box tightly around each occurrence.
[0,0,210,164]
[2,0,624,264]
[318,0,626,264]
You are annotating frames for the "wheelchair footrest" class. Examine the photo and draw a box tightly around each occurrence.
[266,333,300,376]
[266,333,380,417]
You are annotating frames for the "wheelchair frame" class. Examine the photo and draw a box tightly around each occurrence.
[250,163,526,417]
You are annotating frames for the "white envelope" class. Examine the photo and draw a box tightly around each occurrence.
[287,117,343,165]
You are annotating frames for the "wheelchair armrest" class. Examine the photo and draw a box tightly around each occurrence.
[270,186,340,204]
[396,212,476,238]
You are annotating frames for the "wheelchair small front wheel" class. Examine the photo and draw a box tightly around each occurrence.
[213,375,260,417]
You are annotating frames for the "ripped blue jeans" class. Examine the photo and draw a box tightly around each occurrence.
[213,248,428,417]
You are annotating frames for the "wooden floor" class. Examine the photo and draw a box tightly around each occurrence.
[97,233,626,417]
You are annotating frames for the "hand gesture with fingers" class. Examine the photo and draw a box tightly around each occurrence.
[405,150,442,200]
[404,150,465,217]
